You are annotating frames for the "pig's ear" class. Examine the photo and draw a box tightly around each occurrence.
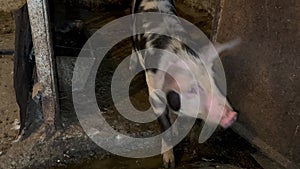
[129,49,145,72]
[202,38,241,65]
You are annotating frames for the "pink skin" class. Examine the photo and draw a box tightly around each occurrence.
[205,94,238,128]
[165,72,238,128]
[219,105,238,128]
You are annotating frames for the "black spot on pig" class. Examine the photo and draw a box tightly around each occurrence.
[167,90,180,111]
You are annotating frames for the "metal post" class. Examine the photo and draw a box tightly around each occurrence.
[27,0,59,129]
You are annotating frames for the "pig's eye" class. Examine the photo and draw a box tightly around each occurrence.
[188,85,197,94]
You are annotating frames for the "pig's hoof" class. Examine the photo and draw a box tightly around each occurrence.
[163,150,175,168]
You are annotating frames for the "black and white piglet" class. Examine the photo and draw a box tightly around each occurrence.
[131,0,239,168]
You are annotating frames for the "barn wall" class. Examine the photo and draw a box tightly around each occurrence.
[212,0,299,168]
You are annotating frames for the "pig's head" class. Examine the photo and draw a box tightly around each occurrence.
[162,39,240,129]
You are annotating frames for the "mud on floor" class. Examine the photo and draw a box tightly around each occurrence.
[0,11,20,156]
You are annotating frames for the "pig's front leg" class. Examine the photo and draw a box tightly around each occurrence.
[146,71,175,168]
[150,94,175,168]
[157,107,175,168]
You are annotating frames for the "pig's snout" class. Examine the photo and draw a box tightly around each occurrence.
[219,107,238,129]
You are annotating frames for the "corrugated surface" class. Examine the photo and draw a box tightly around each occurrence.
[212,0,299,168]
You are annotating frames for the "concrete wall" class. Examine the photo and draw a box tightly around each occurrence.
[212,0,299,168]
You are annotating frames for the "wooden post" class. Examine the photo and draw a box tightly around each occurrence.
[27,0,59,129]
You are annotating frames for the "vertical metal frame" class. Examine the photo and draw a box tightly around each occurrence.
[27,0,59,128]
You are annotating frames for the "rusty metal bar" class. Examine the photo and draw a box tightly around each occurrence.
[27,0,59,128]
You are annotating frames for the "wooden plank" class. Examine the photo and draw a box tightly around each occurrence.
[27,0,59,128]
